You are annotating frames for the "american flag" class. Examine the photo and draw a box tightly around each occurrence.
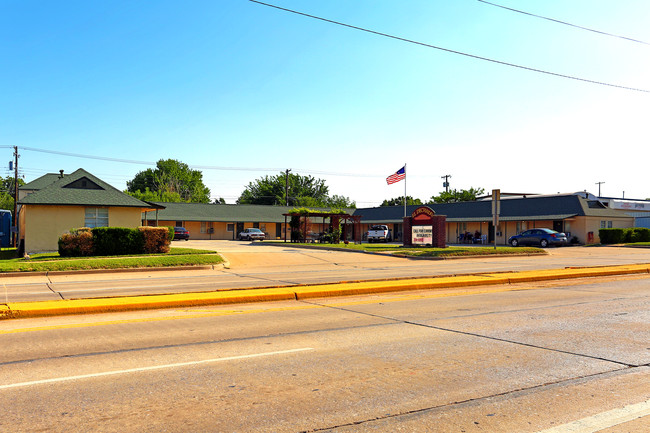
[386,166,406,185]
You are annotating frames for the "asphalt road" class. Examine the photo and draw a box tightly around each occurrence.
[4,242,650,303]
[0,275,648,432]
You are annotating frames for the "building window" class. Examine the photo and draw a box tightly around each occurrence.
[253,222,260,229]
[175,221,183,227]
[85,207,109,228]
[601,220,613,229]
[201,222,207,233]
[227,224,234,232]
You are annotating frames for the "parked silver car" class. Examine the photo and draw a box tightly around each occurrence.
[238,228,266,241]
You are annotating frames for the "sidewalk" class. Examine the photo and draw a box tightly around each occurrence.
[2,262,649,320]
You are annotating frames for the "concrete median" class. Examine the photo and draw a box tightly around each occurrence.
[2,263,649,319]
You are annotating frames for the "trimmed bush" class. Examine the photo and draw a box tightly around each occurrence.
[628,227,650,243]
[58,228,94,257]
[140,226,171,254]
[599,228,625,244]
[91,227,144,256]
[166,226,175,242]
[58,226,174,257]
[600,227,650,244]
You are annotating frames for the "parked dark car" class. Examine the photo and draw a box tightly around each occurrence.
[508,228,567,247]
[238,228,266,241]
[173,226,190,241]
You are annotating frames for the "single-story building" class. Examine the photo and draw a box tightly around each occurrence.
[144,201,356,241]
[145,192,634,245]
[17,168,637,251]
[18,169,157,253]
[355,193,634,245]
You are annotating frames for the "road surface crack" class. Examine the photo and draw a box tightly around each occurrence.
[45,283,64,300]
[301,301,638,368]
[298,368,634,432]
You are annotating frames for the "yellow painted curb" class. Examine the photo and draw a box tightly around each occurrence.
[490,264,650,284]
[293,275,511,299]
[4,288,296,319]
[2,263,649,319]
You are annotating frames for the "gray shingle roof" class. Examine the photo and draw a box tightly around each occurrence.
[150,202,355,223]
[142,194,633,224]
[19,169,153,208]
[353,194,631,223]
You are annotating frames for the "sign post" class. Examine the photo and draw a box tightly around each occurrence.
[492,189,500,250]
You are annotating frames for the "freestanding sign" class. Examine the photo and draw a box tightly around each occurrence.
[412,225,433,245]
[403,206,446,248]
[411,207,434,245]
[492,189,501,249]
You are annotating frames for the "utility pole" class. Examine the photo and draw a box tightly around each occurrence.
[595,181,605,197]
[12,146,19,248]
[285,169,291,206]
[441,174,451,193]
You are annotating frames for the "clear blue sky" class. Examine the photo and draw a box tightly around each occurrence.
[2,0,649,206]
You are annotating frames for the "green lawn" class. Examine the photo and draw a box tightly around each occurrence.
[267,242,544,257]
[0,247,223,273]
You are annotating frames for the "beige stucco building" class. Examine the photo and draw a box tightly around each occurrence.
[19,169,155,254]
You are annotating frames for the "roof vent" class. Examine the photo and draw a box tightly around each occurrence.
[59,170,64,178]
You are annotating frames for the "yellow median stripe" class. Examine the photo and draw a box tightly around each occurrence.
[1,264,649,319]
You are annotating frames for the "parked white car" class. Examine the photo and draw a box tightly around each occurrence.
[367,225,392,243]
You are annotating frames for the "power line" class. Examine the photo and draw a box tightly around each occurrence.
[477,0,650,46]
[249,0,650,93]
[15,146,390,178]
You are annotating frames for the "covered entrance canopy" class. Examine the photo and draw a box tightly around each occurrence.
[282,210,363,243]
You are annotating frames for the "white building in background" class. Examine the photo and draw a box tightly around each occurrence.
[598,197,650,229]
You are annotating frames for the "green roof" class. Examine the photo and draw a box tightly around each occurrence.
[19,169,153,208]
[20,173,66,191]
[150,202,354,223]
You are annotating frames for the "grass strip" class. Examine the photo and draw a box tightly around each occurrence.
[0,253,223,273]
[396,246,544,257]
[267,242,544,256]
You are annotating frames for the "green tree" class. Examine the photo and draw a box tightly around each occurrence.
[380,196,422,207]
[0,175,25,211]
[326,194,356,208]
[126,187,183,203]
[428,187,485,204]
[237,172,354,207]
[126,159,211,203]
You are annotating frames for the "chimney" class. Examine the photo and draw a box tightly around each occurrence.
[59,170,64,178]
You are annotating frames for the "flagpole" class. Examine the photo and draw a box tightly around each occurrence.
[404,163,406,218]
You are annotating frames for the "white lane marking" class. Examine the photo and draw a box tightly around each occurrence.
[0,347,314,390]
[537,399,650,432]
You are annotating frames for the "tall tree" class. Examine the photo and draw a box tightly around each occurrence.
[238,172,354,207]
[0,175,25,212]
[428,187,485,204]
[126,159,211,203]
[380,196,422,207]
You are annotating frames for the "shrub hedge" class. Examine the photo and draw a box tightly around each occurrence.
[58,228,94,257]
[141,227,171,254]
[93,227,144,256]
[599,227,650,244]
[58,227,171,257]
